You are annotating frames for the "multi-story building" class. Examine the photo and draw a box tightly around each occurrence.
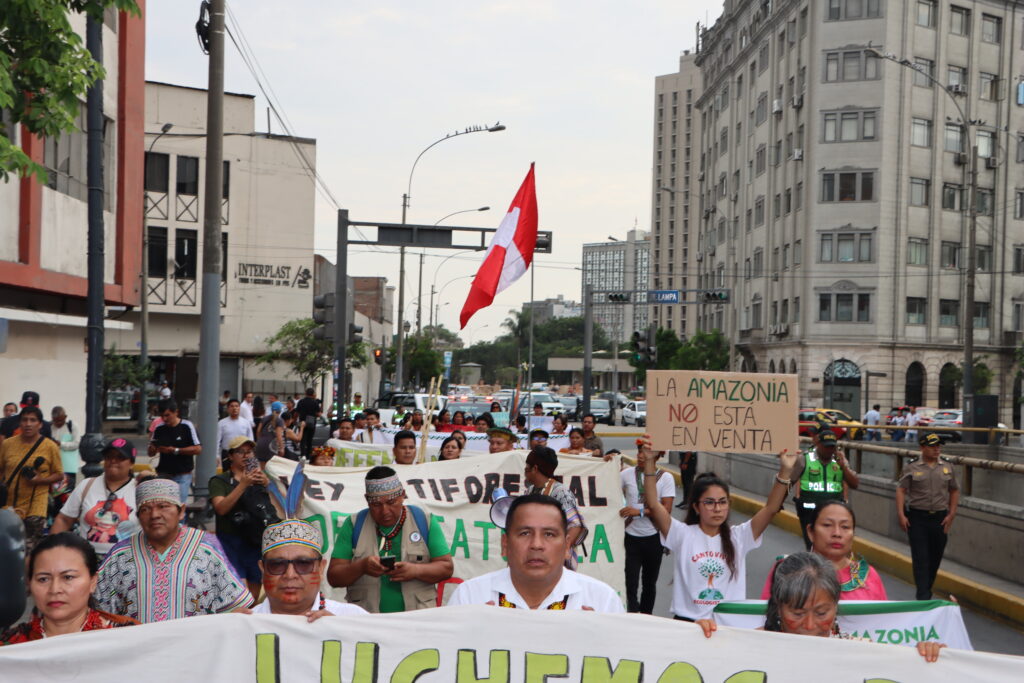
[582,230,650,343]
[693,0,1024,425]
[521,294,583,326]
[0,9,144,423]
[107,81,317,402]
[650,50,702,342]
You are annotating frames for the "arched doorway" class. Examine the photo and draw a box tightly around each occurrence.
[789,359,797,374]
[938,363,959,409]
[824,359,861,418]
[905,362,925,407]
[769,360,776,373]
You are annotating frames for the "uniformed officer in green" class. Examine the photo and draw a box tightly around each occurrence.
[788,429,860,549]
[896,432,960,600]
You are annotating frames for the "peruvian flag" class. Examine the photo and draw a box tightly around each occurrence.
[459,164,538,329]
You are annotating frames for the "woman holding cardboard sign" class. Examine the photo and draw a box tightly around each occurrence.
[638,435,796,621]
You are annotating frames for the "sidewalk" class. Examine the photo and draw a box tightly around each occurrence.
[647,459,1024,628]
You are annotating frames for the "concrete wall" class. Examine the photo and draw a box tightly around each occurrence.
[699,449,1024,584]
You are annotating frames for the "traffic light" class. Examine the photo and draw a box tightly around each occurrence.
[312,293,335,341]
[534,231,553,253]
[648,326,658,366]
[631,330,650,365]
[608,292,630,302]
[373,347,385,365]
[700,288,731,304]
[348,322,364,345]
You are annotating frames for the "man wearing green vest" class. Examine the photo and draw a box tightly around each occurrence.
[788,430,859,549]
[327,466,453,612]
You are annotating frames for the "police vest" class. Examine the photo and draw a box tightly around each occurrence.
[798,451,844,504]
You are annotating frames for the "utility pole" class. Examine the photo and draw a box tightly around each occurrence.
[962,144,978,428]
[81,15,105,478]
[417,252,424,335]
[582,284,593,417]
[194,0,225,499]
[334,211,349,420]
[396,196,407,391]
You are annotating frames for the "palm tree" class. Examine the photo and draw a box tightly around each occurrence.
[501,309,530,385]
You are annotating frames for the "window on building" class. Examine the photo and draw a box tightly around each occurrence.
[42,104,88,201]
[911,118,932,147]
[176,156,199,196]
[794,240,802,265]
[756,93,768,124]
[913,58,934,87]
[793,297,801,322]
[752,299,763,328]
[950,6,970,36]
[974,302,991,328]
[753,249,764,277]
[148,226,168,278]
[942,183,964,210]
[977,130,995,158]
[744,258,752,280]
[819,231,873,262]
[222,160,230,199]
[1015,303,1024,331]
[976,245,993,272]
[821,170,875,201]
[781,299,789,322]
[948,65,967,88]
[980,72,998,100]
[907,297,927,324]
[174,228,198,280]
[819,294,832,321]
[981,14,1001,43]
[824,50,878,81]
[144,152,169,192]
[221,232,229,283]
[785,188,792,213]
[1016,191,1024,219]
[755,196,766,226]
[908,238,928,265]
[910,178,930,206]
[756,144,767,174]
[939,299,960,326]
[917,0,936,28]
[944,123,964,153]
[1016,247,1024,273]
[783,243,791,269]
[941,241,961,269]
[976,188,994,215]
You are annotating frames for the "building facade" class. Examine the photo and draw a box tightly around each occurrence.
[649,50,702,342]
[693,0,1024,424]
[581,230,650,343]
[107,81,317,404]
[521,294,583,325]
[0,9,144,423]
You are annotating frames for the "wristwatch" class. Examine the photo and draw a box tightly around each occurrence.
[174,447,180,456]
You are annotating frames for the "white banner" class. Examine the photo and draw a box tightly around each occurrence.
[265,452,627,597]
[0,608,1018,682]
[714,600,973,650]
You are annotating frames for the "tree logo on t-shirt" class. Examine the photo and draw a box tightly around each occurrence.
[697,558,725,601]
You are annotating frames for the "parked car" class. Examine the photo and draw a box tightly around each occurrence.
[798,408,846,439]
[516,392,564,416]
[588,398,614,425]
[621,400,647,427]
[556,396,579,421]
[819,408,863,440]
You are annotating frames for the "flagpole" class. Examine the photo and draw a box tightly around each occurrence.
[527,259,535,428]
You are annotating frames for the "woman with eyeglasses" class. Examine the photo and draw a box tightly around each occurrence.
[51,438,138,558]
[638,436,795,621]
[1,532,137,644]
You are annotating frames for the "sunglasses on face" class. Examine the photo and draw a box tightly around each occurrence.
[102,492,118,513]
[263,557,319,576]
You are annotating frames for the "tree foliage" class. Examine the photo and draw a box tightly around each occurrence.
[0,0,139,181]
[673,329,731,371]
[256,318,367,388]
[103,346,151,392]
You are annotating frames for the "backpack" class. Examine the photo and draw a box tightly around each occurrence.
[351,504,430,549]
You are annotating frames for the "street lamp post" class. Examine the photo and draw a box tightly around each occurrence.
[866,45,979,426]
[426,207,490,331]
[138,122,173,432]
[396,124,505,391]
[417,206,489,338]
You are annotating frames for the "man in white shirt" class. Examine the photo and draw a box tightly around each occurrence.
[239,392,255,426]
[248,519,367,620]
[905,406,921,443]
[862,404,882,441]
[620,449,675,613]
[358,408,389,445]
[217,398,255,462]
[448,493,624,612]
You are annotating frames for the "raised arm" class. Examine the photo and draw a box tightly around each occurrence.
[749,450,797,540]
[639,436,672,538]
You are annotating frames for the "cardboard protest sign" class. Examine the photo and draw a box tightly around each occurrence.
[647,370,799,454]
[1,608,1012,682]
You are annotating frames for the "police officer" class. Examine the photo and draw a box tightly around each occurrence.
[896,432,959,600]
[788,429,860,549]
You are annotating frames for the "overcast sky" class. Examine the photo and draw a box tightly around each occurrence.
[146,0,721,343]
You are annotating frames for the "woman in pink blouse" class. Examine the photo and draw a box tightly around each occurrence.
[761,500,887,601]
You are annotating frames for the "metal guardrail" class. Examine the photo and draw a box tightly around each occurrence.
[799,436,1024,497]
[828,421,1023,446]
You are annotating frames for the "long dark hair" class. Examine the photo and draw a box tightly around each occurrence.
[764,552,840,632]
[684,472,736,576]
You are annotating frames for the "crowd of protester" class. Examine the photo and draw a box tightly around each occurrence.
[0,390,952,664]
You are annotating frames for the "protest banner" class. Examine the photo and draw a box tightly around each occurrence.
[647,370,799,454]
[346,427,570,453]
[264,452,626,596]
[0,608,1016,682]
[714,599,973,650]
